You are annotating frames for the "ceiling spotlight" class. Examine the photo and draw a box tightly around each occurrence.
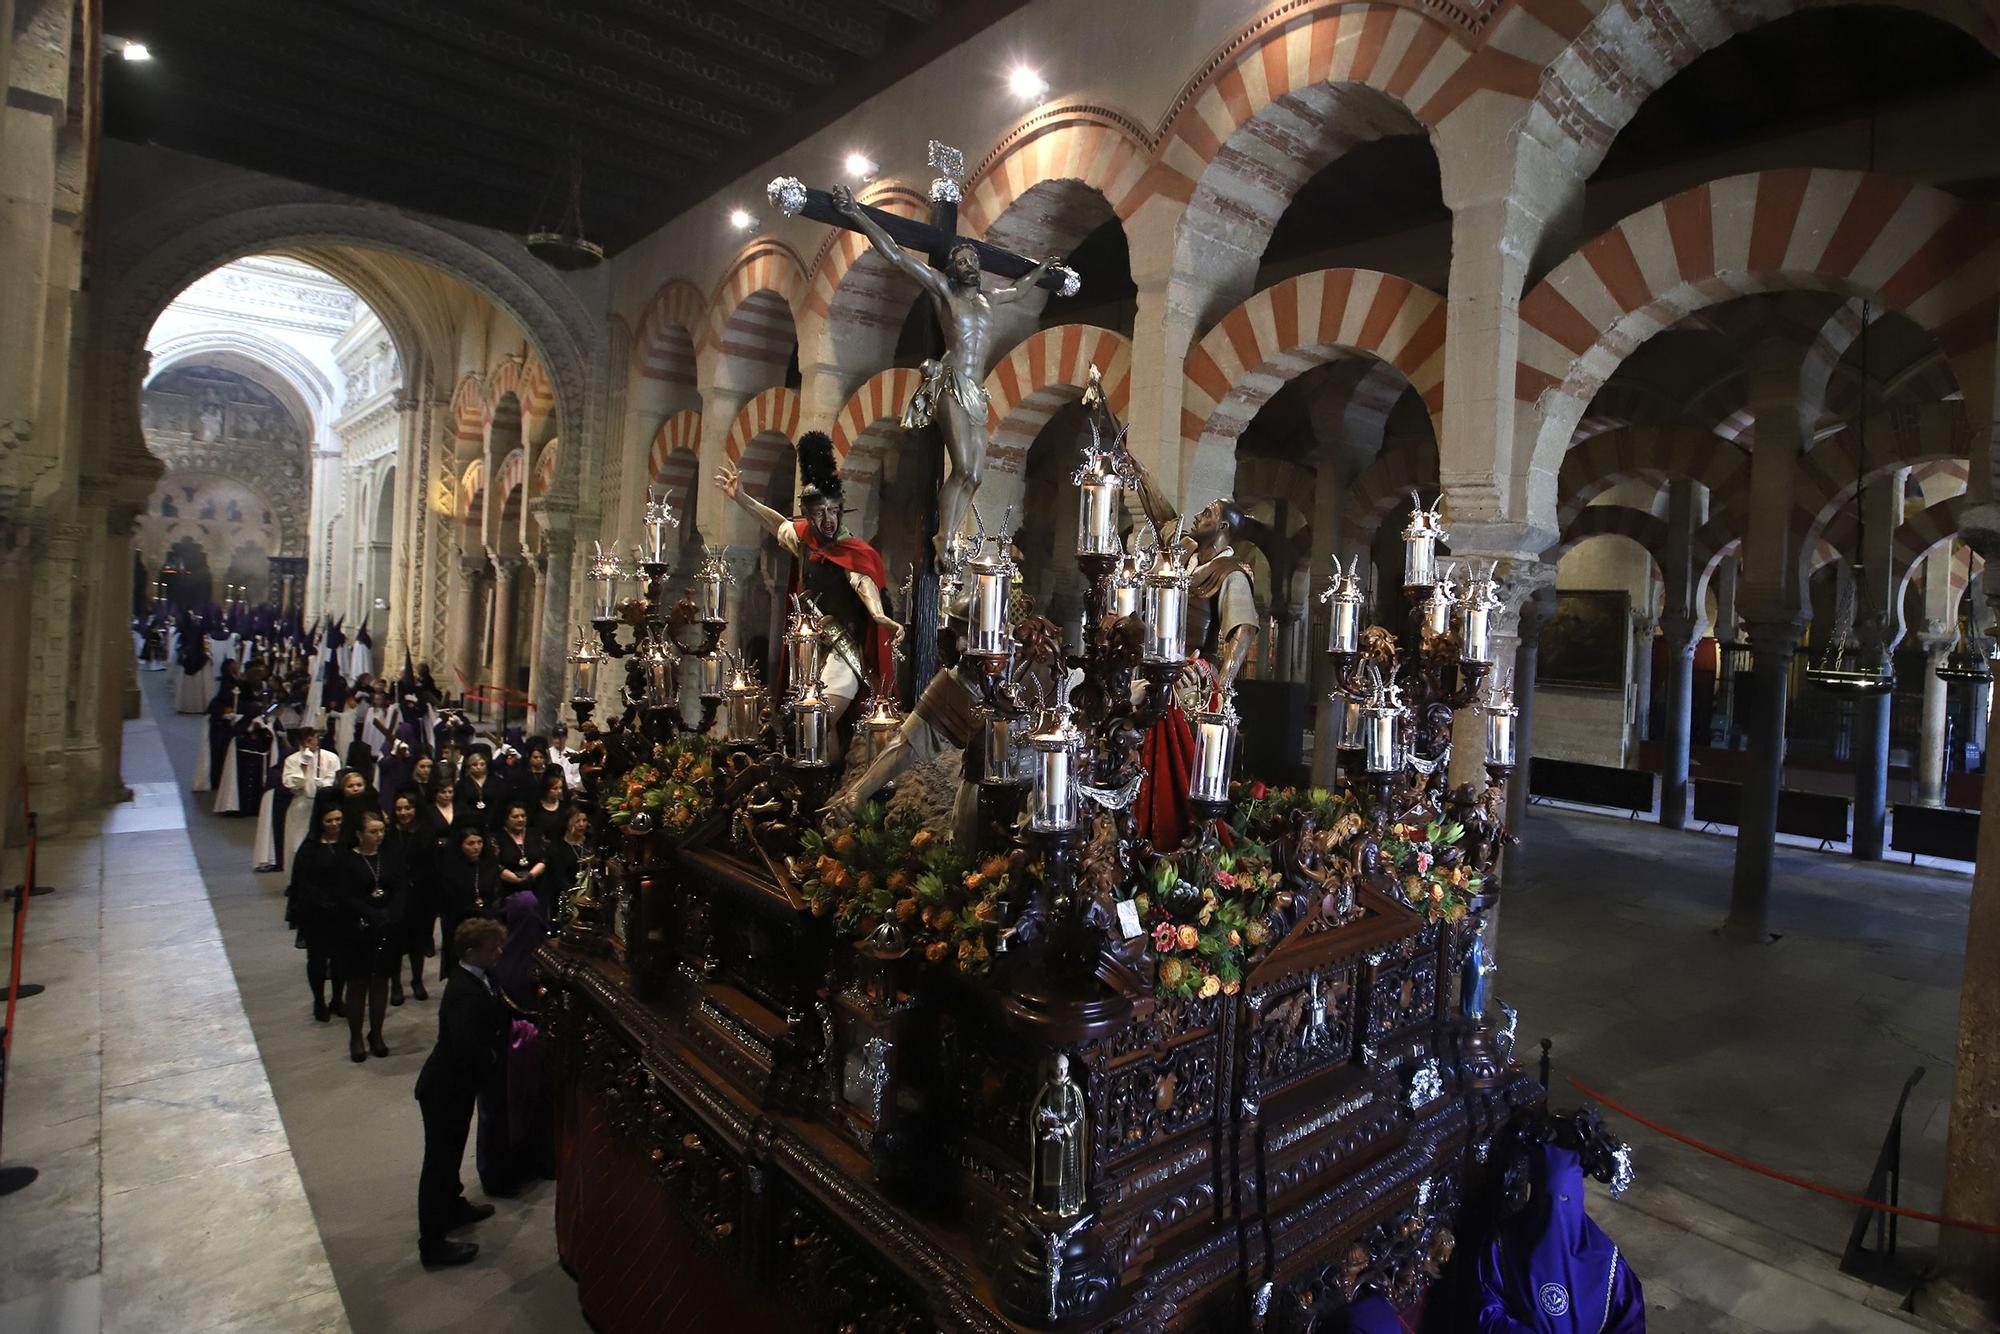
[728,207,759,233]
[108,35,152,61]
[844,152,878,181]
[1008,65,1047,100]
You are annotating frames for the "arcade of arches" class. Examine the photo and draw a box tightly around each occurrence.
[5,0,2000,1327]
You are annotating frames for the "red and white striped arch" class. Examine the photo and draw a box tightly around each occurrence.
[484,357,528,424]
[831,368,922,459]
[1343,438,1438,539]
[458,459,484,528]
[1790,403,1976,584]
[450,376,486,452]
[1517,169,2000,479]
[801,181,929,364]
[629,279,705,388]
[647,410,702,483]
[519,356,558,443]
[981,325,1133,475]
[1529,1,2000,179]
[703,240,807,382]
[1143,3,1474,216]
[492,447,528,509]
[1546,504,1669,572]
[1556,426,1750,529]
[531,441,558,499]
[724,386,801,463]
[1182,268,1446,456]
[963,105,1151,246]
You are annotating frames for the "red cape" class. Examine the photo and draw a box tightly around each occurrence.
[789,519,896,694]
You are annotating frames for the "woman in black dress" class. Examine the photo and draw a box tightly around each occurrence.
[527,771,569,843]
[436,825,501,973]
[492,802,548,907]
[455,746,502,830]
[384,787,434,1005]
[336,809,407,1062]
[539,804,590,921]
[286,805,349,1022]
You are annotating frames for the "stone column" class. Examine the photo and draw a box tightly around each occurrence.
[447,555,485,699]
[488,553,523,701]
[1725,615,1802,942]
[528,521,577,735]
[1917,628,1954,807]
[1850,690,1891,861]
[1657,612,1700,829]
[1630,612,1659,743]
[1504,581,1559,834]
[1938,582,2000,1301]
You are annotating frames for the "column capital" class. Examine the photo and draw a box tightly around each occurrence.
[458,553,488,580]
[1742,614,1805,660]
[1659,610,1702,653]
[490,551,525,580]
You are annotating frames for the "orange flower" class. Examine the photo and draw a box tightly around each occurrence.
[1199,974,1222,999]
[894,898,917,922]
[911,830,934,850]
[1177,924,1201,950]
[924,940,950,963]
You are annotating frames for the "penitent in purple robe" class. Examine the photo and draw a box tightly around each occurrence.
[1474,1145,1644,1333]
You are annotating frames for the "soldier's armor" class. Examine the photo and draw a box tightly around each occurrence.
[801,540,873,672]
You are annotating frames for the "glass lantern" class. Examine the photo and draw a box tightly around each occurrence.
[724,658,766,742]
[693,549,733,623]
[641,488,678,567]
[1422,564,1458,637]
[789,678,832,768]
[964,537,1018,658]
[1188,693,1240,804]
[1110,557,1142,620]
[637,637,678,709]
[857,691,903,765]
[1141,546,1195,665]
[1073,450,1124,557]
[1362,692,1403,774]
[1459,567,1500,666]
[568,630,603,703]
[696,651,727,701]
[1321,556,1364,655]
[1027,706,1083,832]
[588,542,624,619]
[1484,684,1519,770]
[782,603,823,696]
[1402,494,1447,590]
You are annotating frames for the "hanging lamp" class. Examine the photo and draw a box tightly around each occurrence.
[526,133,604,271]
[1804,299,1895,697]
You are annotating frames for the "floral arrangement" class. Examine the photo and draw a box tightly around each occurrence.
[1230,781,1365,846]
[1126,843,1284,1000]
[798,801,1017,974]
[1378,816,1481,924]
[600,734,718,836]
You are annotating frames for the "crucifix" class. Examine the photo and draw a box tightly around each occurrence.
[769,139,1081,690]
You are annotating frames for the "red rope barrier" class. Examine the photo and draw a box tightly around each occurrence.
[1569,1077,2000,1235]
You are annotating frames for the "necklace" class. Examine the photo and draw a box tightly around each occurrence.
[359,850,384,900]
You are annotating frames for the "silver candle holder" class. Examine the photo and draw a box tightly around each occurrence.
[856,690,903,765]
[1361,671,1405,774]
[1027,704,1083,832]
[1421,563,1458,638]
[1402,492,1447,591]
[1073,448,1126,557]
[962,534,1019,659]
[1458,564,1500,666]
[692,548,734,623]
[641,487,680,567]
[1320,554,1364,655]
[1110,556,1142,620]
[588,542,626,619]
[1140,538,1195,666]
[788,677,832,768]
[636,636,678,709]
[724,657,766,742]
[781,600,823,700]
[1484,682,1519,771]
[1188,690,1240,805]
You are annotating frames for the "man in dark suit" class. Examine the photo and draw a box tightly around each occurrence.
[415,916,510,1267]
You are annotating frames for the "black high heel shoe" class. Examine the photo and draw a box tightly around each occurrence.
[349,1038,367,1063]
[313,999,331,1023]
[390,979,405,1007]
[368,1033,389,1058]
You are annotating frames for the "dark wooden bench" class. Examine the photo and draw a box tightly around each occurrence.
[1889,804,1979,863]
[1692,778,1852,847]
[1527,758,1655,817]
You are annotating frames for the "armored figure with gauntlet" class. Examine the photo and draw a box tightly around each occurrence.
[714,431,902,737]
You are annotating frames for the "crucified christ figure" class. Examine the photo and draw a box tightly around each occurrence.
[829,183,1062,566]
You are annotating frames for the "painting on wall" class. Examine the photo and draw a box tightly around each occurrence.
[1539,590,1630,690]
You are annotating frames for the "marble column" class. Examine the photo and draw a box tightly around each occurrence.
[1939,575,2000,1301]
[1504,584,1558,835]
[1916,629,1954,806]
[1658,612,1700,829]
[447,555,485,699]
[1725,615,1802,942]
[1630,612,1659,743]
[488,553,523,701]
[1850,690,1891,861]
[524,550,550,726]
[528,525,576,734]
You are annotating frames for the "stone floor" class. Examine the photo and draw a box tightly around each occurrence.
[0,678,1988,1332]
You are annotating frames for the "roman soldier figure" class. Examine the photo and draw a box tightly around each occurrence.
[713,430,901,733]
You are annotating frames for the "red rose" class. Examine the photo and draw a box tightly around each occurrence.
[1249,781,1267,800]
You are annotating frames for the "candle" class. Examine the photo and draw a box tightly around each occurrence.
[1321,555,1364,655]
[697,652,726,700]
[789,679,831,767]
[1484,685,1518,769]
[1141,546,1194,665]
[857,692,903,764]
[1422,567,1456,637]
[693,550,732,622]
[588,543,622,619]
[637,637,677,708]
[1074,451,1123,556]
[1110,558,1141,620]
[782,603,822,695]
[1364,703,1401,773]
[965,537,1017,658]
[1329,688,1365,751]
[1459,566,1499,665]
[725,658,765,742]
[1188,694,1239,804]
[983,705,1025,785]
[1402,492,1447,590]
[1027,706,1082,832]
[568,632,602,702]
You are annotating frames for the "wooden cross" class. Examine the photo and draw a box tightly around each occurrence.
[767,139,1078,297]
